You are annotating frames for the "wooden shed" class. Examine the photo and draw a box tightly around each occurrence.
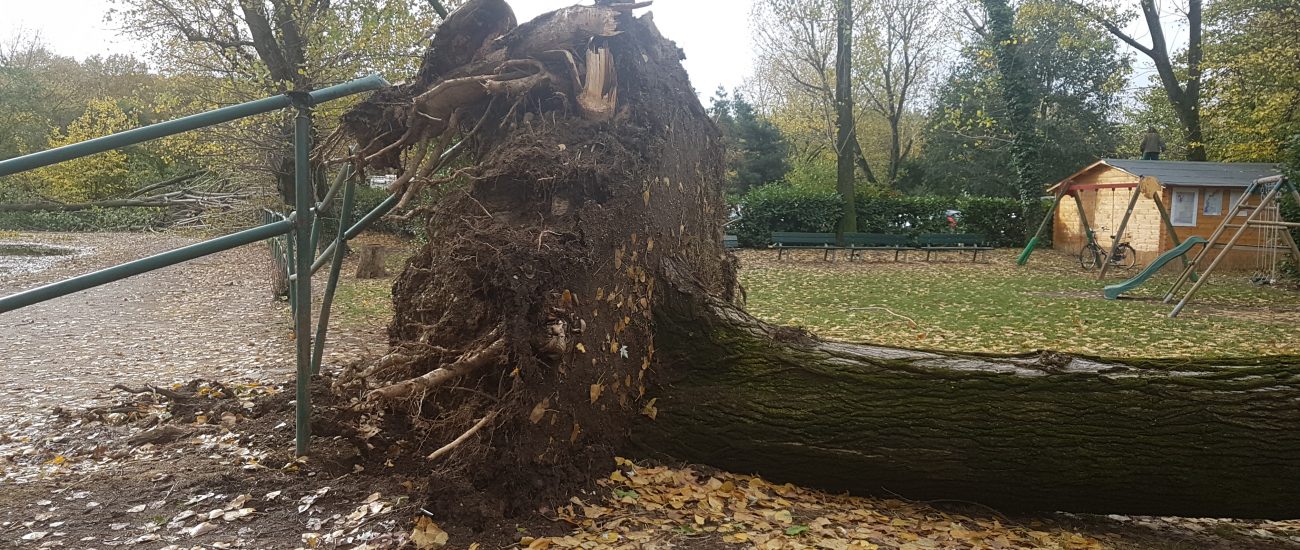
[1050,159,1283,270]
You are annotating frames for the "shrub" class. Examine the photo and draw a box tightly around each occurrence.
[731,183,1039,248]
[955,196,1031,247]
[733,184,842,247]
[855,191,950,234]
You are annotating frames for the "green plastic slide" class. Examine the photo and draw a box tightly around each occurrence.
[1103,237,1207,300]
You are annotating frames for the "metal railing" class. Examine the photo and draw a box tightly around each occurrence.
[0,74,392,456]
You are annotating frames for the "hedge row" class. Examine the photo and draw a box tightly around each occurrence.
[732,185,1046,248]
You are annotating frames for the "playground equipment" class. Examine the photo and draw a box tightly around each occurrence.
[1165,175,1300,317]
[1020,175,1194,281]
[1104,236,1207,300]
[0,75,393,456]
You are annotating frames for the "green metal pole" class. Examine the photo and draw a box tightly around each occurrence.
[0,220,293,314]
[317,163,353,216]
[312,180,356,375]
[345,193,399,240]
[1017,188,1066,265]
[306,211,322,261]
[286,219,297,315]
[306,193,400,275]
[307,165,351,255]
[0,75,387,178]
[292,94,314,457]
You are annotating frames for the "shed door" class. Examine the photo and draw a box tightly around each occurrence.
[1171,189,1198,227]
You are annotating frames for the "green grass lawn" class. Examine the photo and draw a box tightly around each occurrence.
[328,235,418,333]
[331,241,1299,359]
[738,248,1300,358]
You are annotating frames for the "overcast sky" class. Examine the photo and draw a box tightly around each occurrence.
[1,0,1185,96]
[0,0,756,96]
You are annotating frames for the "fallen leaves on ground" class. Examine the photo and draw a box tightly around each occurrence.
[738,249,1300,358]
[531,458,1106,549]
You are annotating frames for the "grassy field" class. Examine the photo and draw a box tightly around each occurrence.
[328,234,418,333]
[739,248,1300,358]
[333,241,1300,359]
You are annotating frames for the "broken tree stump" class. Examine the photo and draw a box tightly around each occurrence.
[354,244,388,279]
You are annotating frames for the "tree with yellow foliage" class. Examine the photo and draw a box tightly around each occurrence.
[36,98,135,201]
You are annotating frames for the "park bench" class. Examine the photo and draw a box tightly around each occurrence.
[723,235,739,249]
[845,233,915,261]
[770,232,842,260]
[917,233,993,262]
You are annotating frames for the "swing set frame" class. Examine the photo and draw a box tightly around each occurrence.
[1018,176,1193,281]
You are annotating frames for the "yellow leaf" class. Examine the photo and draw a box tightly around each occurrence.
[773,509,793,524]
[610,470,627,482]
[575,343,586,353]
[641,398,658,420]
[410,516,448,549]
[589,383,603,404]
[530,398,550,424]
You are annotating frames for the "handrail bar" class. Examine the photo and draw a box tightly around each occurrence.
[0,74,388,178]
[0,220,294,314]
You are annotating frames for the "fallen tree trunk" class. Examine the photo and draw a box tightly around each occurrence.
[634,292,1300,518]
[333,0,1300,522]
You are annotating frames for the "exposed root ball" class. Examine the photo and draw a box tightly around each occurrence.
[333,0,731,522]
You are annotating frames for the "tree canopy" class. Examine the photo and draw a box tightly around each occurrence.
[709,88,791,196]
[912,0,1130,197]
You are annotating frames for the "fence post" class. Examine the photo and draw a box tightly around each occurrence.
[291,93,315,457]
[312,177,356,375]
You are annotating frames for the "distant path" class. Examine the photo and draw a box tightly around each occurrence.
[0,232,295,419]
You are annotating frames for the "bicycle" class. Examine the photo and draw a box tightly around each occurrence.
[1079,228,1137,270]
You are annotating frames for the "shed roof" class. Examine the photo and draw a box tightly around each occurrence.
[1049,159,1281,191]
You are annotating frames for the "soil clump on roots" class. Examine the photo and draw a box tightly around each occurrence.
[327,0,732,524]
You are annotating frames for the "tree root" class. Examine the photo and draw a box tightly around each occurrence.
[111,383,192,401]
[427,410,499,460]
[367,338,507,401]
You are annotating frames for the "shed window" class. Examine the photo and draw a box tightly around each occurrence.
[1229,190,1248,216]
[1203,189,1224,216]
[1171,189,1198,227]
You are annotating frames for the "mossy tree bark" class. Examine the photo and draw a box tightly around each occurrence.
[633,291,1300,519]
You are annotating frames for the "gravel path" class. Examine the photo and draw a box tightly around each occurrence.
[0,232,375,420]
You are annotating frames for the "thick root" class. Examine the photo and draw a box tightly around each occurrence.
[367,338,507,401]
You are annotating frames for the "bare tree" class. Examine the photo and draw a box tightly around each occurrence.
[1068,0,1205,161]
[835,0,858,232]
[750,0,879,183]
[111,0,444,202]
[857,0,942,182]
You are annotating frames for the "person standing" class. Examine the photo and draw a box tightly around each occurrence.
[1140,127,1165,160]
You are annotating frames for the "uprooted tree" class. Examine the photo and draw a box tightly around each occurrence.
[327,0,1300,521]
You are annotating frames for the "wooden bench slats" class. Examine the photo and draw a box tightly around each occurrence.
[768,232,993,262]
